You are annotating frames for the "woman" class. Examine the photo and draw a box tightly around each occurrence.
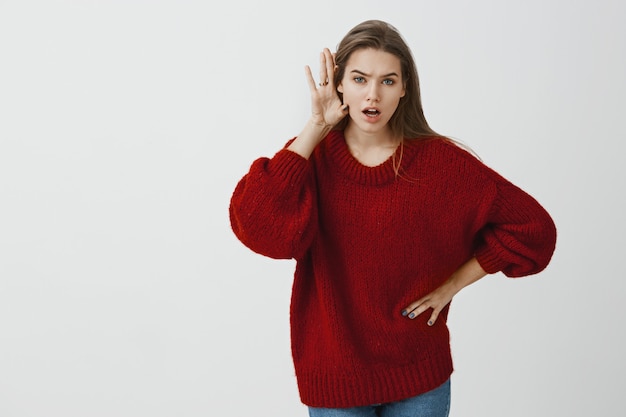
[229,19,556,417]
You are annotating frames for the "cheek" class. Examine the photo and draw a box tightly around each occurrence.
[340,86,357,104]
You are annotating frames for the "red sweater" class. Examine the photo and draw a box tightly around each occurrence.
[229,131,556,408]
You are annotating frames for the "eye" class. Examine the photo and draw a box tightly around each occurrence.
[353,76,365,83]
[382,79,394,85]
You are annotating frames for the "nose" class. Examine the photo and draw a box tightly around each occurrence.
[367,83,380,102]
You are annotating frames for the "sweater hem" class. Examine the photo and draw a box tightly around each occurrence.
[296,354,454,408]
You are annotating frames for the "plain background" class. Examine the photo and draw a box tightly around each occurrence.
[1,0,624,416]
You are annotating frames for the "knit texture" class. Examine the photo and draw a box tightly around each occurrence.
[229,131,557,407]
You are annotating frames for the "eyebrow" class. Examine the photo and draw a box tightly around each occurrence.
[350,69,400,78]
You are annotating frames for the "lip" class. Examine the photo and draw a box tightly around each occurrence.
[361,106,382,122]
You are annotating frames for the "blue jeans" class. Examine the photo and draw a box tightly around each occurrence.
[308,379,451,417]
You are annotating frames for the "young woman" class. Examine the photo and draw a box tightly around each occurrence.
[229,20,556,417]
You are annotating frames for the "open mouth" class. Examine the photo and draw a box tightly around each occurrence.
[363,108,381,117]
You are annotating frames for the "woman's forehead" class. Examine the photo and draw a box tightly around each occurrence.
[345,48,402,76]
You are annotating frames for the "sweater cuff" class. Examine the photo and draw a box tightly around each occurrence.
[475,245,509,275]
[268,149,310,187]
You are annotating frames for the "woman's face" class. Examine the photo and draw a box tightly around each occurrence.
[337,48,405,137]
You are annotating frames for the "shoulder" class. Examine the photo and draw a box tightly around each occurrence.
[404,136,514,190]
[309,129,345,161]
[417,136,480,162]
[409,136,487,171]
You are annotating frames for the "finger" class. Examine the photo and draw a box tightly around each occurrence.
[304,65,317,92]
[402,300,430,320]
[319,51,328,86]
[408,306,430,320]
[427,309,440,326]
[323,48,335,86]
[402,297,426,315]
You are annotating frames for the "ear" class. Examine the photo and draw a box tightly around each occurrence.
[337,82,344,94]
[400,81,406,98]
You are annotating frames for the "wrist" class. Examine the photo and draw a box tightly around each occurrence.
[287,119,332,159]
[305,117,333,137]
[445,257,488,294]
[441,278,463,299]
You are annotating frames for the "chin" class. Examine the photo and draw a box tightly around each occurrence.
[353,120,390,135]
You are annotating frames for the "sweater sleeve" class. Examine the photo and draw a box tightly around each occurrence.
[474,176,557,277]
[229,147,318,260]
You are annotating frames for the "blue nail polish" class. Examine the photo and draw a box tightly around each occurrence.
[401,310,408,317]
[428,320,433,326]
[408,312,415,319]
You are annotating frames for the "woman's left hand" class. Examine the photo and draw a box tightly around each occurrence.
[401,283,457,326]
[401,257,488,326]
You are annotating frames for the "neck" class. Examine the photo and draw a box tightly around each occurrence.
[344,125,401,167]
[344,124,399,149]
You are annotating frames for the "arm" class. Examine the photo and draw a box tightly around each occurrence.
[229,150,317,259]
[473,179,557,277]
[229,48,348,259]
[402,257,487,326]
[402,171,557,325]
[288,48,349,159]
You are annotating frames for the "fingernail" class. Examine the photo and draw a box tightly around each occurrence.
[401,310,408,317]
[428,320,433,326]
[342,105,349,111]
[408,312,415,319]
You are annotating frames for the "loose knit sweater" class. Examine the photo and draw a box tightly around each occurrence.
[229,130,557,408]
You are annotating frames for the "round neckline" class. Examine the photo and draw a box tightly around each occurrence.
[322,130,421,186]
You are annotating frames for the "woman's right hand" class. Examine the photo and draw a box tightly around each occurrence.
[305,48,349,129]
[288,48,349,159]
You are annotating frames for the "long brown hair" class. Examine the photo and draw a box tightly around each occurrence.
[333,20,441,141]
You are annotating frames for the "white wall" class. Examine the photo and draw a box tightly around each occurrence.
[1,1,624,416]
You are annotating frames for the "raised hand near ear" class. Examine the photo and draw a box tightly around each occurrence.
[304,48,349,130]
[288,48,349,159]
